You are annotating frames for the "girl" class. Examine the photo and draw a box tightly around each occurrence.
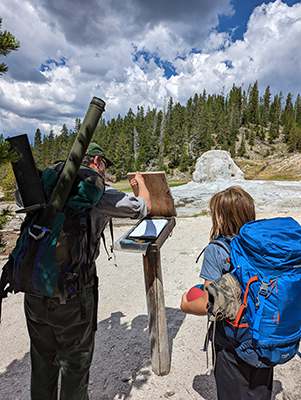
[181,186,273,400]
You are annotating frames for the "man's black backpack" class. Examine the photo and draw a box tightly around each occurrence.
[0,162,105,312]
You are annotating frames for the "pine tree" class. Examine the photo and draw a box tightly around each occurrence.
[165,102,186,168]
[261,86,271,127]
[259,126,265,141]
[135,106,149,169]
[227,85,241,147]
[295,94,301,127]
[34,128,42,147]
[190,94,203,156]
[58,123,70,160]
[248,130,255,148]
[47,130,56,164]
[123,108,136,172]
[163,98,173,163]
[0,134,16,165]
[94,118,109,154]
[72,118,81,137]
[241,90,249,126]
[33,128,43,167]
[268,94,281,143]
[216,110,229,148]
[248,81,260,124]
[0,18,20,75]
[238,133,246,156]
[41,133,51,167]
[157,110,166,169]
[114,127,132,179]
[282,93,294,142]
[60,123,69,138]
[229,142,236,158]
[195,100,214,154]
[133,126,139,166]
[0,18,20,249]
[179,141,191,172]
[184,97,194,153]
[287,122,301,152]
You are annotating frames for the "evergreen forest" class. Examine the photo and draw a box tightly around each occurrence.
[21,82,301,180]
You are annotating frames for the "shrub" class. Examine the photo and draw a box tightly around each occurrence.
[1,163,16,201]
[0,207,12,251]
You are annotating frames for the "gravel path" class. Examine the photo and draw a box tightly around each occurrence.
[0,215,300,400]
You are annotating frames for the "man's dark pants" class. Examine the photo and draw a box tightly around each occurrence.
[24,289,96,400]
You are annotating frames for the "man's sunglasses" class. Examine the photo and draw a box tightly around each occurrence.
[99,157,107,168]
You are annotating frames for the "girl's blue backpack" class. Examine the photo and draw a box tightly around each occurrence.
[227,217,301,367]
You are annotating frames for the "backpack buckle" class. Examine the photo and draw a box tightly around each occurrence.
[28,224,51,240]
[258,282,269,297]
[258,280,276,299]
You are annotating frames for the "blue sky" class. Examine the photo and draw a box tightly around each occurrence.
[0,0,301,138]
[219,0,300,40]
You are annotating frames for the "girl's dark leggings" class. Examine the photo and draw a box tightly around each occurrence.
[214,347,273,400]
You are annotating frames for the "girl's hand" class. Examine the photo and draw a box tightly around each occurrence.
[180,290,208,316]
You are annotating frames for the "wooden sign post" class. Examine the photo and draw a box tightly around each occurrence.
[115,172,176,376]
[143,217,175,375]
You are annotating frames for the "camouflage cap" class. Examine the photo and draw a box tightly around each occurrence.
[206,273,242,321]
[86,142,113,167]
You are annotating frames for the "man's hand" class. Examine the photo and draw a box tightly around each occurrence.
[130,172,151,212]
[129,172,145,189]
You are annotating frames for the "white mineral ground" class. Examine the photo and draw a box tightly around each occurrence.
[1,215,300,399]
[172,150,301,217]
[172,178,301,217]
[0,151,301,399]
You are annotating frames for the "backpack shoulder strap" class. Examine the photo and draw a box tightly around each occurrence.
[196,237,231,264]
[196,246,206,264]
[0,258,14,322]
[210,239,231,255]
[101,218,117,267]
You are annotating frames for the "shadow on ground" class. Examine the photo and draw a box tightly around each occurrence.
[89,307,185,399]
[193,373,283,400]
[0,307,185,400]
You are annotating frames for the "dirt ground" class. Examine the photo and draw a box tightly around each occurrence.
[0,215,300,400]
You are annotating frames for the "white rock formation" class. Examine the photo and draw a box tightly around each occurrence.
[171,150,301,216]
[172,179,301,217]
[192,150,244,182]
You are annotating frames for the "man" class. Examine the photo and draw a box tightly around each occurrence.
[24,143,151,400]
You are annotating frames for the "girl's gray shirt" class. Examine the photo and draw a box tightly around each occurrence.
[199,243,230,281]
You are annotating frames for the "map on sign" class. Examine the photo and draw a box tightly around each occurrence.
[128,218,168,240]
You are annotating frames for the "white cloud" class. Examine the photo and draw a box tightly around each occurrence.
[0,0,301,139]
[136,24,188,61]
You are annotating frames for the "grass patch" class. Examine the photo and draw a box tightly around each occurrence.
[257,174,301,181]
[111,180,132,192]
[111,178,190,192]
[168,179,190,187]
[235,159,301,181]
[192,210,210,217]
[178,210,210,218]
